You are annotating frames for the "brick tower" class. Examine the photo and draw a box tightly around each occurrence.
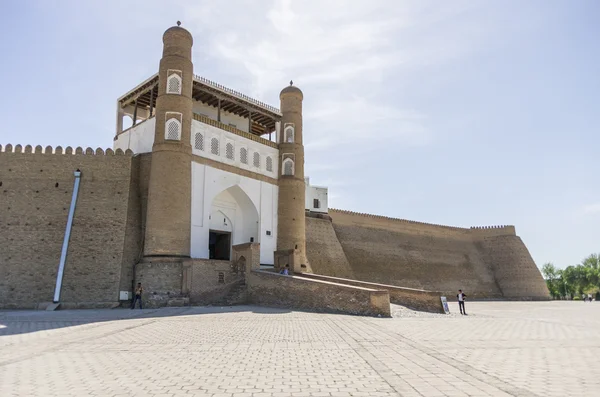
[277,82,311,272]
[143,23,193,257]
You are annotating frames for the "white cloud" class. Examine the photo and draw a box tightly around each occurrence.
[583,203,600,214]
[181,0,485,152]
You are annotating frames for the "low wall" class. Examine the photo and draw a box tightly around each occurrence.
[298,273,445,313]
[182,258,245,305]
[135,260,183,307]
[247,270,390,317]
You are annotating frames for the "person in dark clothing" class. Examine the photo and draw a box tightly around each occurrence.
[131,283,143,309]
[457,289,467,315]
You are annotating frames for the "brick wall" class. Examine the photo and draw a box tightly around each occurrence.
[135,260,183,307]
[247,270,391,317]
[0,146,138,309]
[305,217,354,278]
[477,235,550,299]
[330,223,502,298]
[297,273,445,313]
[182,258,244,305]
[319,209,548,300]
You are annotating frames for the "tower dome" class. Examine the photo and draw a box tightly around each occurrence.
[280,80,303,99]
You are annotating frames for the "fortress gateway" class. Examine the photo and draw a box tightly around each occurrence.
[0,25,549,314]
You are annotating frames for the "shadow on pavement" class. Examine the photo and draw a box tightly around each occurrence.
[0,304,292,337]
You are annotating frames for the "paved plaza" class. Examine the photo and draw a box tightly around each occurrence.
[0,301,598,397]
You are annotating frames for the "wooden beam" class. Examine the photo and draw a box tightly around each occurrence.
[217,98,221,122]
[132,101,138,126]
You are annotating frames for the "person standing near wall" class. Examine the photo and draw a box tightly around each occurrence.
[131,283,143,309]
[457,289,467,315]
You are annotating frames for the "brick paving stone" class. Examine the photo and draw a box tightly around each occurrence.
[0,302,598,396]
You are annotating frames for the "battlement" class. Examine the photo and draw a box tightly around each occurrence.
[469,225,516,236]
[329,208,517,238]
[0,144,133,156]
[329,208,468,232]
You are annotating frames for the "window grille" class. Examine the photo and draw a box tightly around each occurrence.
[283,159,294,176]
[314,199,320,209]
[194,133,204,151]
[285,126,294,143]
[240,148,248,164]
[253,152,260,168]
[266,156,273,172]
[166,74,182,94]
[165,119,181,140]
[211,138,219,155]
[226,143,234,160]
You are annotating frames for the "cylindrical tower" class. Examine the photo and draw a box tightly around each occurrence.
[143,24,193,257]
[277,82,309,270]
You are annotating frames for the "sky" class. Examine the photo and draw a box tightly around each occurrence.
[0,0,598,269]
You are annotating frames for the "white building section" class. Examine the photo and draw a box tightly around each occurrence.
[305,177,328,213]
[191,162,278,264]
[113,117,155,153]
[191,119,279,179]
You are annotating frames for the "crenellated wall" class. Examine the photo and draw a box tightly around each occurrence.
[305,208,549,300]
[0,144,141,309]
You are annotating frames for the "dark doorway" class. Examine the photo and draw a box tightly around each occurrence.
[209,231,231,260]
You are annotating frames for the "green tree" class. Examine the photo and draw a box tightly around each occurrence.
[563,265,589,297]
[581,253,600,288]
[541,263,561,299]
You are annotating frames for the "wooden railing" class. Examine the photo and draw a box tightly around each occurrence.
[193,113,278,149]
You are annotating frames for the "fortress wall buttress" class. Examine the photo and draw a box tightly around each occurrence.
[475,234,550,300]
[327,209,503,298]
[305,217,354,278]
[0,146,141,308]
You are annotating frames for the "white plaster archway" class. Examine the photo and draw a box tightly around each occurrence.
[207,184,259,260]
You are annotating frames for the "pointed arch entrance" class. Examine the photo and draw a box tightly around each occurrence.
[208,184,259,261]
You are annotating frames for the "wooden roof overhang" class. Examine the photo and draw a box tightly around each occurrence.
[117,74,282,137]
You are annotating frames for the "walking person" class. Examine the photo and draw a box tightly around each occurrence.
[457,289,467,315]
[131,283,143,309]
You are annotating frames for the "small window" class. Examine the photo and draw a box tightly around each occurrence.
[211,138,220,155]
[314,199,320,209]
[165,118,181,140]
[218,272,224,284]
[194,133,204,151]
[283,159,294,176]
[240,148,248,164]
[266,156,273,172]
[166,73,182,95]
[284,124,295,143]
[226,142,234,160]
[253,152,260,168]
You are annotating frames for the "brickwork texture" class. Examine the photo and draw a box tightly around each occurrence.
[309,209,550,300]
[0,147,137,308]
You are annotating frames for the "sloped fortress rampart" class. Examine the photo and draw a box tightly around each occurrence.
[0,24,549,312]
[306,210,548,300]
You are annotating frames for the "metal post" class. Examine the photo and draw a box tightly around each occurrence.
[53,170,82,303]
